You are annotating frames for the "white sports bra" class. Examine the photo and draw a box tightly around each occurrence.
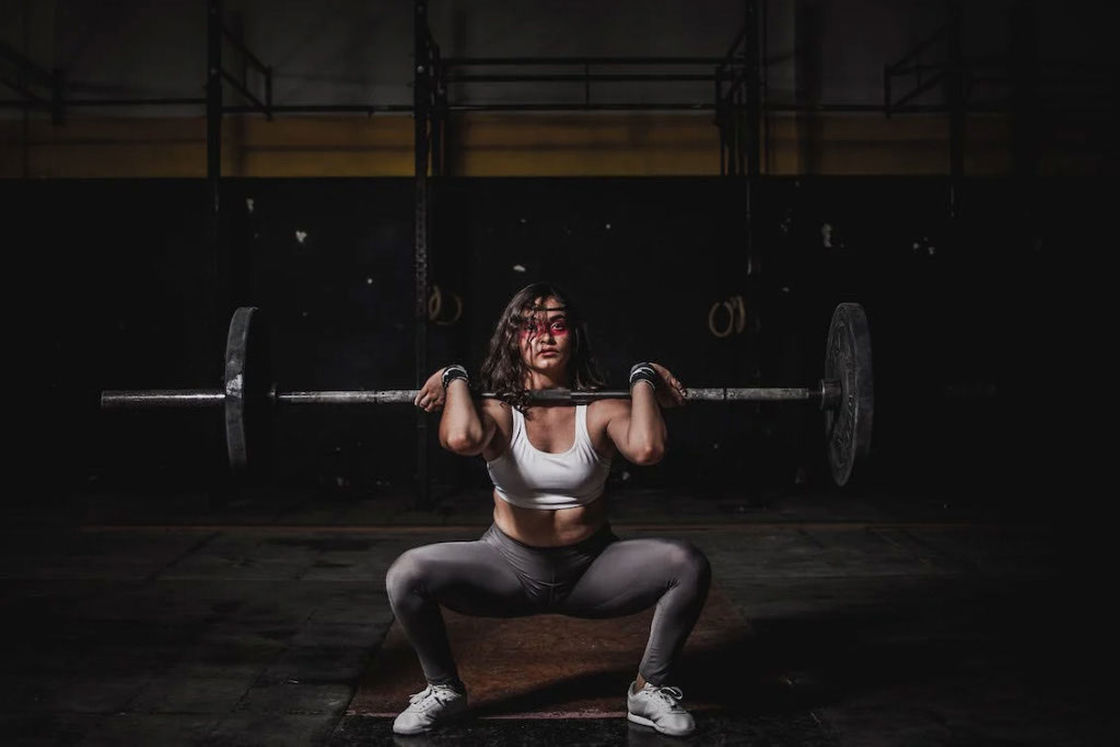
[486,404,612,510]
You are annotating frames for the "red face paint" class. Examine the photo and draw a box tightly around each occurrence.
[519,317,569,340]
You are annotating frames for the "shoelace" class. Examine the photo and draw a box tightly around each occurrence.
[407,684,457,709]
[650,685,685,708]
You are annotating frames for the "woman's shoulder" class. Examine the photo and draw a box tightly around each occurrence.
[481,397,515,428]
[587,396,629,425]
[480,398,514,462]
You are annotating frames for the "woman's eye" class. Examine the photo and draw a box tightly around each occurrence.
[520,320,566,335]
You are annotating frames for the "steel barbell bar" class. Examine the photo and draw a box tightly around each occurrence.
[100,303,873,486]
[101,384,842,408]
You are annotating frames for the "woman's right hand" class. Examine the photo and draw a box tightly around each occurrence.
[413,368,447,412]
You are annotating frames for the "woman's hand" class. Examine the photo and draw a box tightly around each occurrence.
[413,368,447,412]
[649,362,687,409]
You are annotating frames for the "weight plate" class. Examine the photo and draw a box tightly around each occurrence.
[824,302,874,486]
[224,306,270,473]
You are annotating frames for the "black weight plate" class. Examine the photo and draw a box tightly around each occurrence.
[824,303,874,486]
[224,306,270,474]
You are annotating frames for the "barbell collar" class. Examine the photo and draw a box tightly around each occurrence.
[820,380,842,410]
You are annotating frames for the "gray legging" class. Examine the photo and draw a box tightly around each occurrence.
[385,523,711,687]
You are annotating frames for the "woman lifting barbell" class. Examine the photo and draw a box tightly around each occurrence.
[385,281,711,737]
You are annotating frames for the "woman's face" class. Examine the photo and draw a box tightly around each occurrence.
[517,295,572,382]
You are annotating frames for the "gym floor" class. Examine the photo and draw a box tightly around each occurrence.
[1,482,1111,746]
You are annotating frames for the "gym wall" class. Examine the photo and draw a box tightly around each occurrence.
[4,1,1105,505]
[1,0,1111,178]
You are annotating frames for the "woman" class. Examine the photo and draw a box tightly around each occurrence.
[386,282,711,737]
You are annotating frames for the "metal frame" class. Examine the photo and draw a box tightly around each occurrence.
[712,1,763,280]
[883,2,969,216]
[406,1,763,502]
[439,55,729,112]
[0,39,65,123]
[414,0,435,507]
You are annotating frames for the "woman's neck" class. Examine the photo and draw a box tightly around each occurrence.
[523,369,570,390]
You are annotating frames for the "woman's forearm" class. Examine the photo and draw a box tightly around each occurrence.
[627,381,668,461]
[438,379,485,452]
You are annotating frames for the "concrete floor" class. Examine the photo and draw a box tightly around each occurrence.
[0,484,1113,746]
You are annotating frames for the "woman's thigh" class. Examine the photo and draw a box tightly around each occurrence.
[386,539,537,618]
[554,537,707,618]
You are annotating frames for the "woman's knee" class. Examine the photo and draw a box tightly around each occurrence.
[385,548,432,603]
[662,539,711,586]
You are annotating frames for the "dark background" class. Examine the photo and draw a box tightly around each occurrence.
[0,5,1113,746]
[4,0,1108,515]
[14,174,1092,509]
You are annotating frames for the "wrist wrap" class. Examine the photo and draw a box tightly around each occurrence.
[441,364,469,390]
[629,362,657,390]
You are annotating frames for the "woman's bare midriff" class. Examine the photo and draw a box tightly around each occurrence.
[492,490,608,547]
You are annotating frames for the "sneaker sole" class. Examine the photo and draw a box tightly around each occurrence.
[392,706,469,735]
[627,712,657,729]
[627,711,694,737]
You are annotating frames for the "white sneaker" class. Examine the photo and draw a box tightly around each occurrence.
[626,681,696,736]
[392,682,468,735]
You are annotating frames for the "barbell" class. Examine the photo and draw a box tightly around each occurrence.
[100,302,874,486]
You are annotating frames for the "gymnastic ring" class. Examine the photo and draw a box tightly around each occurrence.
[731,295,747,334]
[428,285,442,321]
[708,301,735,338]
[434,292,463,326]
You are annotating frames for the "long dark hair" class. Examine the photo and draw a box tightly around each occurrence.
[480,282,605,412]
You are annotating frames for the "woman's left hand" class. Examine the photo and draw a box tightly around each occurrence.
[649,362,687,409]
[413,368,448,412]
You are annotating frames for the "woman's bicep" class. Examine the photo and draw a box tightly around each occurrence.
[479,403,500,447]
[605,399,666,466]
[463,399,503,457]
[604,402,641,464]
[441,397,499,456]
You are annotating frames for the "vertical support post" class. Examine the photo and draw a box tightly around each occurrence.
[726,86,735,176]
[761,0,769,174]
[414,0,432,508]
[206,0,225,353]
[431,43,444,177]
[715,71,726,175]
[745,0,761,275]
[734,85,744,176]
[745,0,761,179]
[206,0,231,498]
[207,0,223,221]
[946,1,965,220]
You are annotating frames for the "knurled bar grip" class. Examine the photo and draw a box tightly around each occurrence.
[277,386,841,405]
